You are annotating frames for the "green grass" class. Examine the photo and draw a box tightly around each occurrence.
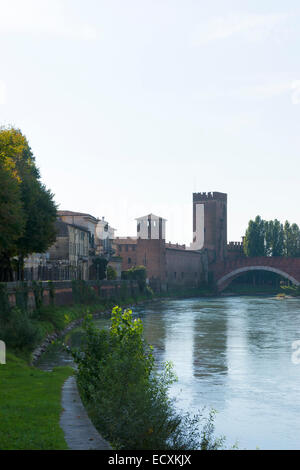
[0,352,73,450]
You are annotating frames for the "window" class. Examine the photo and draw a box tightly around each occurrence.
[128,257,131,264]
[119,245,122,252]
[125,245,129,252]
[137,223,140,232]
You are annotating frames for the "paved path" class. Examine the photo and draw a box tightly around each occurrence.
[60,376,112,450]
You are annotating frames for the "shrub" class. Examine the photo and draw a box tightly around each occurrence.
[32,281,44,312]
[48,280,55,306]
[15,282,28,312]
[281,285,300,296]
[107,265,117,280]
[0,284,10,320]
[71,280,99,304]
[122,266,147,293]
[0,307,40,351]
[70,306,223,450]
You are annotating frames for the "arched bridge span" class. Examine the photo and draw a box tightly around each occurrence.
[213,257,300,292]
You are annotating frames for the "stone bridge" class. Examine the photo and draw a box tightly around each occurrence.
[212,257,300,292]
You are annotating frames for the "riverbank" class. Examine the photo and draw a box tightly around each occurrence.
[0,352,72,450]
[0,292,155,449]
[0,285,273,450]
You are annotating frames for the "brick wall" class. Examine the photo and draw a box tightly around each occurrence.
[136,239,166,281]
[5,280,139,309]
[166,248,207,287]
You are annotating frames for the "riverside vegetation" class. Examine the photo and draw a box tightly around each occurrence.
[0,275,220,450]
[69,306,224,450]
[0,277,153,450]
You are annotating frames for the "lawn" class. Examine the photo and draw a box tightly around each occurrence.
[0,352,73,450]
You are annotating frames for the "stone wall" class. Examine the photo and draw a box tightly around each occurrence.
[166,248,207,287]
[5,280,139,310]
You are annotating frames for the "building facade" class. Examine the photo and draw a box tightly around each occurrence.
[48,220,90,280]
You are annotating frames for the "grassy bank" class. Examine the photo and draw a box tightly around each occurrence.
[0,284,214,450]
[0,353,73,450]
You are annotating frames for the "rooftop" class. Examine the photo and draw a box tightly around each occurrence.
[58,210,98,221]
[135,213,167,221]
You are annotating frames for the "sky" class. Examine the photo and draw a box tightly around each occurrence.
[1,0,300,245]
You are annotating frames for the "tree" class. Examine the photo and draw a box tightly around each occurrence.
[265,219,284,257]
[107,265,117,280]
[243,216,266,257]
[0,161,25,280]
[0,127,57,280]
[90,256,108,280]
[244,216,300,258]
[284,222,300,257]
[121,266,147,292]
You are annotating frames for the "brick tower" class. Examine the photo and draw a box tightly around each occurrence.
[191,192,227,262]
[135,214,167,289]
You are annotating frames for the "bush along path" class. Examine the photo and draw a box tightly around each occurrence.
[70,307,224,450]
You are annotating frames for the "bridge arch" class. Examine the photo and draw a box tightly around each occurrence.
[217,265,300,292]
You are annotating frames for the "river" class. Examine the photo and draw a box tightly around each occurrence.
[36,296,300,450]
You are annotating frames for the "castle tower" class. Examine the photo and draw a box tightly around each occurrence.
[136,214,166,240]
[191,192,227,261]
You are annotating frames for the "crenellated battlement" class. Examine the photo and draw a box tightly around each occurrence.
[227,241,244,250]
[166,242,186,250]
[193,191,227,202]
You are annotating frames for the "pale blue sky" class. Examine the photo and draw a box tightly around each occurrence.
[1,0,299,245]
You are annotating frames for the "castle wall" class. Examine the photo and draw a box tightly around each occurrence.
[166,248,206,287]
[136,239,166,281]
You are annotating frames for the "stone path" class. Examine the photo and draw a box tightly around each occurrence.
[60,376,112,450]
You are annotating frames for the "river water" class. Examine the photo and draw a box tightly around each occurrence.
[37,296,300,450]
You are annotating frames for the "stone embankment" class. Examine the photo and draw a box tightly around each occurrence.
[30,316,86,365]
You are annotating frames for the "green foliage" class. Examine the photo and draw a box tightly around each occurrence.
[243,216,266,257]
[265,219,284,257]
[15,282,29,312]
[244,216,300,257]
[283,221,300,257]
[0,352,72,449]
[107,265,117,280]
[280,285,300,296]
[0,283,10,317]
[48,280,55,306]
[71,307,223,450]
[0,307,40,351]
[122,266,147,292]
[71,280,98,304]
[90,257,108,280]
[0,127,57,281]
[32,281,44,312]
[0,158,24,258]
